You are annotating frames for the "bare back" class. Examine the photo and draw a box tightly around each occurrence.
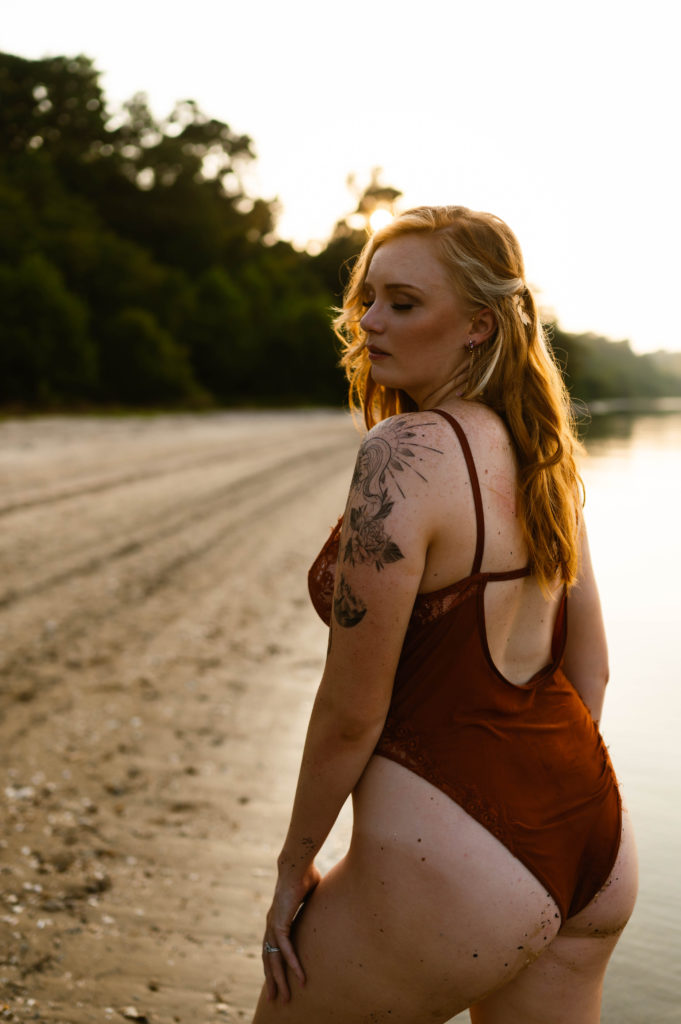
[419,401,563,686]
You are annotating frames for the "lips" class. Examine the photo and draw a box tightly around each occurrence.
[368,345,389,356]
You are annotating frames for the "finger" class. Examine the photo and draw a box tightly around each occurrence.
[264,962,277,1003]
[276,932,305,987]
[263,951,288,1002]
[267,951,291,1002]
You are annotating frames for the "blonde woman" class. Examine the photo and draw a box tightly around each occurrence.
[253,207,638,1023]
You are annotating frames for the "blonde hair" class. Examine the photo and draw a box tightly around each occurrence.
[333,205,584,589]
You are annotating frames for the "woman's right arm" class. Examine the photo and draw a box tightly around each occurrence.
[261,413,443,1002]
[562,519,609,726]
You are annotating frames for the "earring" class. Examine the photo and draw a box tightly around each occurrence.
[467,337,476,352]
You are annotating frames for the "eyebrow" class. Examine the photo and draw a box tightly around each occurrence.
[364,281,425,294]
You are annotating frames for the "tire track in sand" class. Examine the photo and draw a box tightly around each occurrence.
[0,412,357,701]
[0,411,366,1023]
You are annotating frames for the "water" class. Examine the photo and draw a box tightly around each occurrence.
[580,403,681,1022]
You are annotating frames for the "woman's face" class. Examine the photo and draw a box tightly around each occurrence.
[359,234,472,408]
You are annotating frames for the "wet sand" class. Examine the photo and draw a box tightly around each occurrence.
[0,410,359,1023]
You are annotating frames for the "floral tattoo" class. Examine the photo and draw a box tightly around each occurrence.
[333,573,367,628]
[342,418,442,575]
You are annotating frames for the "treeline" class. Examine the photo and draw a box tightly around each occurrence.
[1,51,679,411]
[549,327,680,403]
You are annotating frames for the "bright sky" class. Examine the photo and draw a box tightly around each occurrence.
[4,0,680,352]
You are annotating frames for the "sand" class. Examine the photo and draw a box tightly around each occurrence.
[0,410,360,1024]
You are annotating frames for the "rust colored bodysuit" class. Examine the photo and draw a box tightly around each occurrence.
[308,409,621,922]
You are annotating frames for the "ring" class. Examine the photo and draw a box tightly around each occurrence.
[264,941,281,954]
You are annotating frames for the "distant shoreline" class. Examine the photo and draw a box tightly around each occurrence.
[586,396,681,415]
[3,396,681,424]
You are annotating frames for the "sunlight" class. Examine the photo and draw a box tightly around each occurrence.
[369,208,393,233]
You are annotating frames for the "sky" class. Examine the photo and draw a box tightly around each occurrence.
[4,0,680,353]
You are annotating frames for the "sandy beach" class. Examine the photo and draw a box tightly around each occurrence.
[0,410,359,1024]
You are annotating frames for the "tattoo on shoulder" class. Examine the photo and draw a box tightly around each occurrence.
[343,417,442,572]
[333,573,367,628]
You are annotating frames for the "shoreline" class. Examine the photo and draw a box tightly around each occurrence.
[0,410,357,1022]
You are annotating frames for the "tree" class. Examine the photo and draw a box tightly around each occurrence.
[548,325,679,402]
[181,266,255,399]
[97,308,203,404]
[0,52,108,166]
[346,168,402,225]
[3,49,676,411]
[0,174,40,262]
[311,169,402,300]
[0,254,96,403]
[80,93,275,275]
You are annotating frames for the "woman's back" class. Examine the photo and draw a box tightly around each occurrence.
[416,402,563,686]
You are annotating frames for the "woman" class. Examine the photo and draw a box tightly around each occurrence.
[253,206,638,1023]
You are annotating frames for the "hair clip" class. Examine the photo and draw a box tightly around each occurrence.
[513,294,532,326]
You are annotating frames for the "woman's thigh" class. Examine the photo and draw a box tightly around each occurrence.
[253,760,564,1023]
[470,803,638,1024]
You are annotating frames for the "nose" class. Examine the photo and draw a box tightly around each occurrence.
[360,303,383,334]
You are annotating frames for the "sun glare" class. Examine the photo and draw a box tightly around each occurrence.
[369,208,394,233]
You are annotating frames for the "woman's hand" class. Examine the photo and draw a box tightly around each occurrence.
[262,863,322,1002]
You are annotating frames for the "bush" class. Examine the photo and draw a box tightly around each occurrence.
[97,307,203,404]
[0,253,97,402]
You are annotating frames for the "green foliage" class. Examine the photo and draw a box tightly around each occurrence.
[0,52,107,161]
[0,177,40,262]
[98,308,203,404]
[181,267,255,399]
[311,229,366,301]
[548,326,681,402]
[0,49,677,412]
[0,254,96,402]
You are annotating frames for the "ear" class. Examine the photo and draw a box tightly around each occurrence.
[470,308,496,346]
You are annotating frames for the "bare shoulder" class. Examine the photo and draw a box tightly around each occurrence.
[359,406,513,511]
[439,400,515,457]
[360,411,454,491]
[342,412,447,572]
[329,413,448,657]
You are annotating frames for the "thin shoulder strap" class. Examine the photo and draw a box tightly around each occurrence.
[551,588,568,661]
[432,408,484,575]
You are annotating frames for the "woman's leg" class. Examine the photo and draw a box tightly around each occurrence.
[470,805,638,1024]
[253,761,564,1023]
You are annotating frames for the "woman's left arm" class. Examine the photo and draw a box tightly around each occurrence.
[262,414,442,1001]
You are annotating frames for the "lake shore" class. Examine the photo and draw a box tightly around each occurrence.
[0,410,358,1023]
[2,407,678,1024]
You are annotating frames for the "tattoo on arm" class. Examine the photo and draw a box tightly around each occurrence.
[342,418,442,572]
[333,573,367,628]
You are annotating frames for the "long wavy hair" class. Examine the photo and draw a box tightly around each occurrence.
[333,205,584,589]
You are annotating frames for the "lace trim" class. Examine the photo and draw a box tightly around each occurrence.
[309,517,483,629]
[308,519,342,625]
[376,719,508,844]
[410,576,483,627]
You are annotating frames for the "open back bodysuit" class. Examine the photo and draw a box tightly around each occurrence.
[308,409,622,923]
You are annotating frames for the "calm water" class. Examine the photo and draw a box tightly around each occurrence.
[580,404,681,1022]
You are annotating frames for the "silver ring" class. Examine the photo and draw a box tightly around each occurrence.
[264,941,281,954]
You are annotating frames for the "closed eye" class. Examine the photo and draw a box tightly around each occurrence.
[360,301,414,311]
